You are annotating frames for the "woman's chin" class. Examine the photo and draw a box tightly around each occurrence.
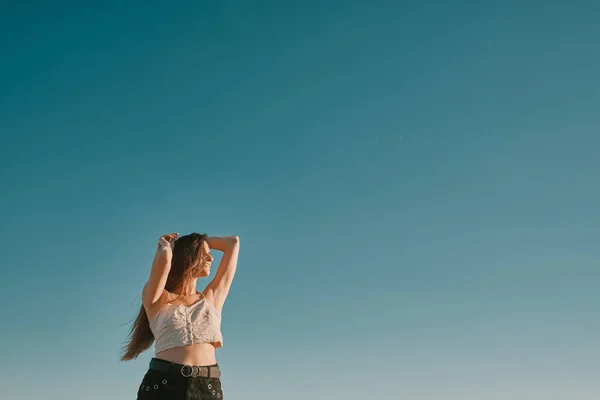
[197,270,210,278]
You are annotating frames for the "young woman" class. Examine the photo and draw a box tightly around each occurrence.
[121,232,240,400]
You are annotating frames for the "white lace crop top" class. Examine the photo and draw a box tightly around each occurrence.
[149,294,223,354]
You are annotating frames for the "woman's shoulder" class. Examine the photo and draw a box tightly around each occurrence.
[145,290,171,321]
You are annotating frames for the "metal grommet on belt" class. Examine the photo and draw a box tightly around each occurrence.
[162,379,167,384]
[145,386,150,391]
[154,384,159,390]
[217,394,221,398]
[208,383,212,389]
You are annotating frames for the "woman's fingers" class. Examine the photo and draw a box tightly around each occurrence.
[158,233,179,249]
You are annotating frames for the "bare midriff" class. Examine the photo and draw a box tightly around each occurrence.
[155,342,219,366]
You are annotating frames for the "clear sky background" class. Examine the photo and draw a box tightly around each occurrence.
[1,1,599,399]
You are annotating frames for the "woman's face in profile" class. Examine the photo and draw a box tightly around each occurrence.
[196,240,214,277]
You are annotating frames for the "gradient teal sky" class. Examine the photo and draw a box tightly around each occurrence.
[1,1,599,399]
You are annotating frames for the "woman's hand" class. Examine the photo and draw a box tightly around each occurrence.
[157,232,179,255]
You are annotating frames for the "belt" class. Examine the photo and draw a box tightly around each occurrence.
[149,358,221,378]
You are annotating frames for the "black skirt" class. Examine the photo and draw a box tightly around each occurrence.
[136,358,224,400]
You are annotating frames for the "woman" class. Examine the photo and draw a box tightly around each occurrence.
[121,232,240,400]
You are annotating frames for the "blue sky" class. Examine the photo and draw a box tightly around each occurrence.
[1,1,599,399]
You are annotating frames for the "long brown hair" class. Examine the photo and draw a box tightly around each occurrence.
[120,233,209,361]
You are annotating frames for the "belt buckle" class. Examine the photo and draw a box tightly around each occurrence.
[181,365,194,377]
[181,365,203,377]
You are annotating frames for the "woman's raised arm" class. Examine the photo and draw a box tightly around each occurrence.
[142,233,178,310]
[205,236,240,312]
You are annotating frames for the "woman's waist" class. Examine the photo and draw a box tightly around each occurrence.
[155,343,217,367]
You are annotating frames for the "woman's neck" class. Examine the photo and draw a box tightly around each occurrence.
[173,279,199,296]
